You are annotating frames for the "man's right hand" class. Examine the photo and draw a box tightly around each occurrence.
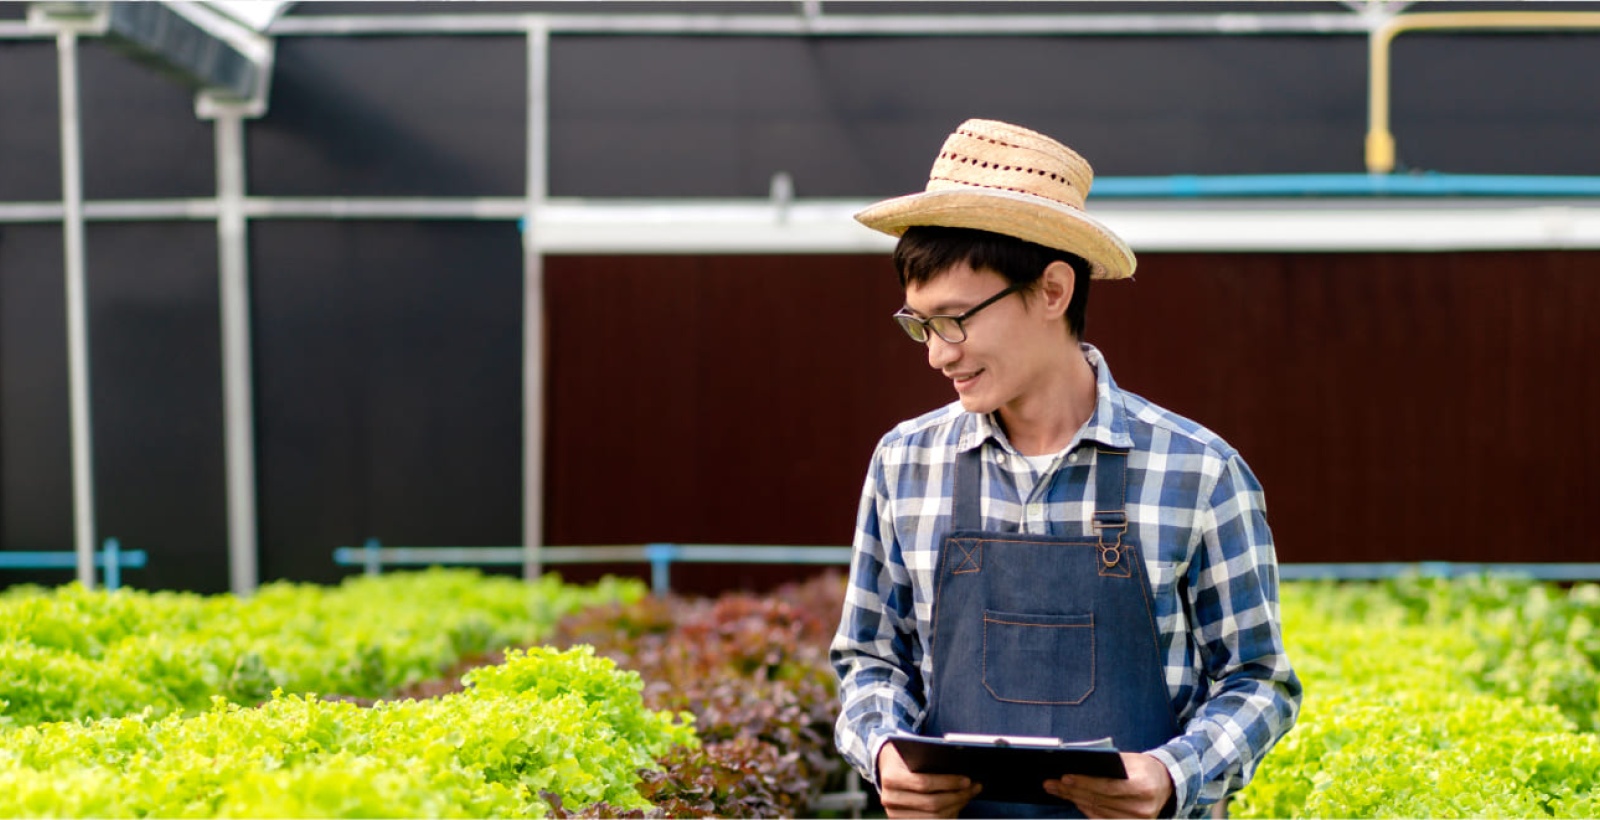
[876,741,984,818]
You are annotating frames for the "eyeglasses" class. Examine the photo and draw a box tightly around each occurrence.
[892,282,1025,344]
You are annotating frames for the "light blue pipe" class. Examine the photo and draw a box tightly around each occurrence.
[509,173,1600,233]
[1093,172,1600,198]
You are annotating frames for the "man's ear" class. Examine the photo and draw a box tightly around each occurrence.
[1037,260,1076,320]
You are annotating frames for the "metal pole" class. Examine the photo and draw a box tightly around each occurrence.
[522,23,549,580]
[214,108,260,595]
[1365,10,1600,174]
[57,30,96,589]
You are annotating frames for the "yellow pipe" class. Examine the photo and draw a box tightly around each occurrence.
[1367,11,1600,173]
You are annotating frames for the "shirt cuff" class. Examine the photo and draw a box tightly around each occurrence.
[1147,741,1201,818]
[866,732,894,789]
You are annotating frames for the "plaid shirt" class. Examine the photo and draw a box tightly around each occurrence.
[830,344,1301,818]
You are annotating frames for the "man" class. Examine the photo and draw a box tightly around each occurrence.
[831,119,1301,819]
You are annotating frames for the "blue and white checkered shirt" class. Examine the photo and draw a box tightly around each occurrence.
[830,344,1301,818]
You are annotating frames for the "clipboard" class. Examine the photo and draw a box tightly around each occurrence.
[887,733,1127,806]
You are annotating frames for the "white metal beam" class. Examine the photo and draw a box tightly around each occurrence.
[524,198,1600,255]
[522,23,550,580]
[56,29,96,589]
[8,196,1600,252]
[211,107,259,596]
[266,11,1370,37]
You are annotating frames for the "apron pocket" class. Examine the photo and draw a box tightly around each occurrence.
[981,609,1095,705]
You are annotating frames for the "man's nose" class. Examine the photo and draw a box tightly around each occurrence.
[926,334,959,370]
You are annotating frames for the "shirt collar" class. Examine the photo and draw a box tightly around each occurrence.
[957,342,1134,453]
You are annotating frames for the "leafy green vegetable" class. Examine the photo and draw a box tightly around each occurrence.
[0,569,643,728]
[1232,576,1600,818]
[0,647,694,818]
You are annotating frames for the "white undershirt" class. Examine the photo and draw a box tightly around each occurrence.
[1020,452,1059,476]
[1013,446,1073,500]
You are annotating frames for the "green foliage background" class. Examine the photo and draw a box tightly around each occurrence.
[0,569,641,727]
[4,569,1599,818]
[0,646,695,818]
[1233,576,1600,818]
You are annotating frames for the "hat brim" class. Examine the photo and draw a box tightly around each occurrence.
[855,188,1136,280]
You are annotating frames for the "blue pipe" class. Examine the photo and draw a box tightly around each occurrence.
[1092,172,1600,199]
[0,538,147,590]
[509,173,1600,235]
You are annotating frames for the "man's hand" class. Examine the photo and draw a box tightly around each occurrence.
[876,741,984,818]
[1043,752,1174,819]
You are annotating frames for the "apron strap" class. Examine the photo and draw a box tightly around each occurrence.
[954,442,983,532]
[1092,448,1130,565]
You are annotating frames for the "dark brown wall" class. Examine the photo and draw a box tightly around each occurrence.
[1096,251,1599,566]
[544,251,1600,591]
[543,255,938,592]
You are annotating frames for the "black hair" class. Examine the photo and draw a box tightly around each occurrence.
[892,225,1091,339]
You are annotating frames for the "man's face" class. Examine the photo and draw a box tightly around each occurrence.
[901,261,1057,416]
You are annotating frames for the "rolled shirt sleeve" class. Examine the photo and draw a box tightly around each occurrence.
[1148,452,1302,817]
[830,443,927,786]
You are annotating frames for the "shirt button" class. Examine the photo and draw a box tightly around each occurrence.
[1027,504,1043,517]
[1068,452,1078,463]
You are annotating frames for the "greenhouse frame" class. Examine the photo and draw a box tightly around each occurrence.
[2,0,1599,594]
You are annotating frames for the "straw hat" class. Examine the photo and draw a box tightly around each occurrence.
[855,119,1135,280]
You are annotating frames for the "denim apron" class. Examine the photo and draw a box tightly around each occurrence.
[924,441,1180,818]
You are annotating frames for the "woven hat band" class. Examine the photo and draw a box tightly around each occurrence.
[924,120,1093,210]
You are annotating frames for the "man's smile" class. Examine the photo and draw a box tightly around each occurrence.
[948,369,984,390]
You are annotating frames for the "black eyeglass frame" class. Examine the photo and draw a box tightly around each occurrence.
[892,282,1027,344]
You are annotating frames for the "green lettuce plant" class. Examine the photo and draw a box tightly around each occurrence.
[0,646,694,818]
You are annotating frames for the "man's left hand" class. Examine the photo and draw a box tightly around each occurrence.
[1042,752,1173,819]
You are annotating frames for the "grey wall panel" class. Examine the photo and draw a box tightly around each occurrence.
[85,222,228,592]
[0,225,72,566]
[286,2,806,16]
[548,36,1368,197]
[79,41,215,200]
[833,1,1356,12]
[250,221,522,585]
[1390,33,1600,174]
[249,37,527,197]
[0,43,62,202]
[282,2,1596,18]
[836,2,1600,12]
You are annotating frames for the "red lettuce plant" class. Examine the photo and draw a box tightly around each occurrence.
[543,571,851,818]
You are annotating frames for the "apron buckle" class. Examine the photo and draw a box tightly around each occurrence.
[1093,511,1128,568]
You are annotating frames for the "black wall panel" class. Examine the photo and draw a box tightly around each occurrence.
[84,223,227,592]
[548,35,1370,197]
[79,41,215,199]
[0,223,226,592]
[0,225,72,570]
[1391,33,1600,174]
[249,37,527,197]
[250,221,523,585]
[0,42,61,201]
